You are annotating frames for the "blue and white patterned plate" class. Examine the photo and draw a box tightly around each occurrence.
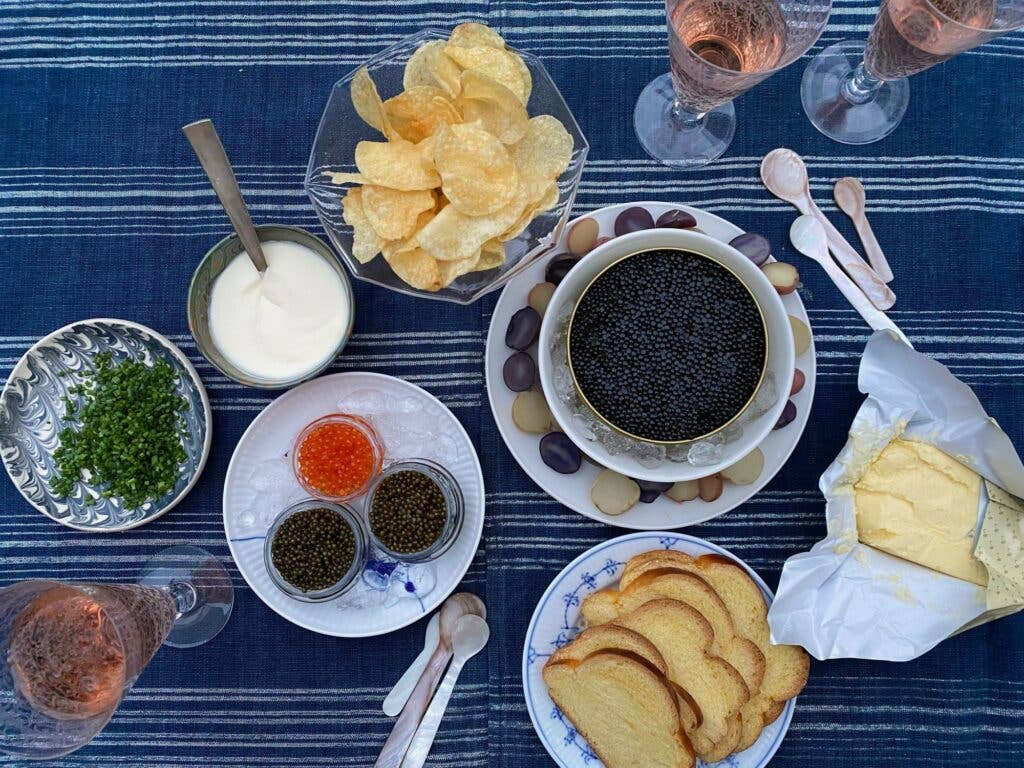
[0,318,211,531]
[523,531,795,768]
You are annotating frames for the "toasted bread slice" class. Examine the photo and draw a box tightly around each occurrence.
[581,571,766,705]
[613,598,748,760]
[701,713,743,763]
[550,626,702,733]
[543,651,695,768]
[620,551,810,751]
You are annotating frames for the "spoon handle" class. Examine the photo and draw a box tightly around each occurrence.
[851,211,894,283]
[804,199,895,310]
[374,645,452,768]
[182,119,268,273]
[400,656,469,768]
[383,614,441,717]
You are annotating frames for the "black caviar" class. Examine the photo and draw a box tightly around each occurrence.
[271,507,356,592]
[369,470,447,554]
[569,249,766,442]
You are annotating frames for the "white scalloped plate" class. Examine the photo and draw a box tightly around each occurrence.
[485,202,816,529]
[522,531,795,768]
[223,372,484,637]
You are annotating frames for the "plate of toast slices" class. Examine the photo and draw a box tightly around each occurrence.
[522,532,810,768]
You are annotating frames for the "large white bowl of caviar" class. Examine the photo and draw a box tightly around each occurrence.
[537,228,794,483]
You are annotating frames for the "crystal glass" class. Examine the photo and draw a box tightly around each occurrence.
[802,0,1024,144]
[304,29,588,305]
[0,546,233,760]
[635,0,831,168]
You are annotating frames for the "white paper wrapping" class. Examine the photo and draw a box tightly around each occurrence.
[767,331,1024,661]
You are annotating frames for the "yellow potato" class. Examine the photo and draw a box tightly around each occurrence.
[443,44,529,104]
[434,122,517,216]
[384,86,461,143]
[403,40,463,100]
[341,187,383,264]
[354,139,441,191]
[360,185,435,240]
[456,70,529,145]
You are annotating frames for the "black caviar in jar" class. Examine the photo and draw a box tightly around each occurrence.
[369,470,448,555]
[568,249,767,442]
[271,507,356,592]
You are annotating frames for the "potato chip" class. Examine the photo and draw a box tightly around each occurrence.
[382,208,435,263]
[511,51,533,104]
[325,171,368,185]
[448,22,507,50]
[341,187,383,264]
[513,114,574,181]
[418,194,525,262]
[350,67,392,137]
[385,246,443,292]
[434,123,517,216]
[355,139,441,191]
[384,86,461,143]
[499,181,558,241]
[403,40,463,100]
[437,252,481,287]
[443,44,529,105]
[456,70,528,145]
[477,238,506,270]
[361,185,435,240]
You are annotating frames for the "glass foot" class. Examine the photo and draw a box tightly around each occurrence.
[633,73,735,169]
[801,40,909,145]
[138,545,233,649]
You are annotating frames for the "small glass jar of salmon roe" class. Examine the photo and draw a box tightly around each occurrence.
[292,413,385,502]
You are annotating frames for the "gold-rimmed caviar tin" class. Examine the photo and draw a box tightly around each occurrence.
[565,247,769,446]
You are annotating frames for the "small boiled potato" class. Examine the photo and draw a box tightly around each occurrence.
[566,217,599,256]
[791,368,806,396]
[789,315,812,357]
[762,261,799,295]
[591,470,640,516]
[666,479,699,502]
[527,282,556,317]
[721,448,764,486]
[698,474,723,502]
[512,390,551,433]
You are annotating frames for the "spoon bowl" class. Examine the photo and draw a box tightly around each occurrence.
[833,177,865,218]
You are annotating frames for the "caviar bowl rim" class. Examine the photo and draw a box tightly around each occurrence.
[263,498,369,603]
[291,412,386,502]
[565,246,769,445]
[364,457,465,563]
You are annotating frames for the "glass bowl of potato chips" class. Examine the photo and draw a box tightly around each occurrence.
[304,23,588,304]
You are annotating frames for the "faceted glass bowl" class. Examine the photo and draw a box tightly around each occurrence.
[304,28,589,304]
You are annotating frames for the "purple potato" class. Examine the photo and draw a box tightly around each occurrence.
[634,479,673,504]
[545,255,579,286]
[505,307,541,350]
[729,232,771,266]
[503,351,536,392]
[774,399,797,430]
[614,206,656,236]
[656,210,697,230]
[539,432,582,474]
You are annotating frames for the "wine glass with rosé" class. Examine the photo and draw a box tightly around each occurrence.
[0,546,233,760]
[801,0,1024,144]
[634,0,832,167]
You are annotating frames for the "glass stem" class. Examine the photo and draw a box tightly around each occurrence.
[842,62,884,105]
[670,100,707,128]
[167,581,197,617]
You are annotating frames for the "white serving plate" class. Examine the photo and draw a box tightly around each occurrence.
[223,371,484,637]
[485,202,816,530]
[522,531,795,768]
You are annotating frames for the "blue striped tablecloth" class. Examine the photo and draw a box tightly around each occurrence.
[1,2,1022,766]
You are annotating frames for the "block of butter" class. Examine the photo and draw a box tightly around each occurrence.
[854,438,987,586]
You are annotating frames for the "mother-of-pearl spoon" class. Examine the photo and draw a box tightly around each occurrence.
[834,177,894,283]
[790,215,910,347]
[761,148,896,311]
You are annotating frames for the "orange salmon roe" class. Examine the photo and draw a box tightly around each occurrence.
[296,418,380,499]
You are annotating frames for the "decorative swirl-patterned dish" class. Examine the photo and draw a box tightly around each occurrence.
[0,319,211,532]
[522,531,795,768]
